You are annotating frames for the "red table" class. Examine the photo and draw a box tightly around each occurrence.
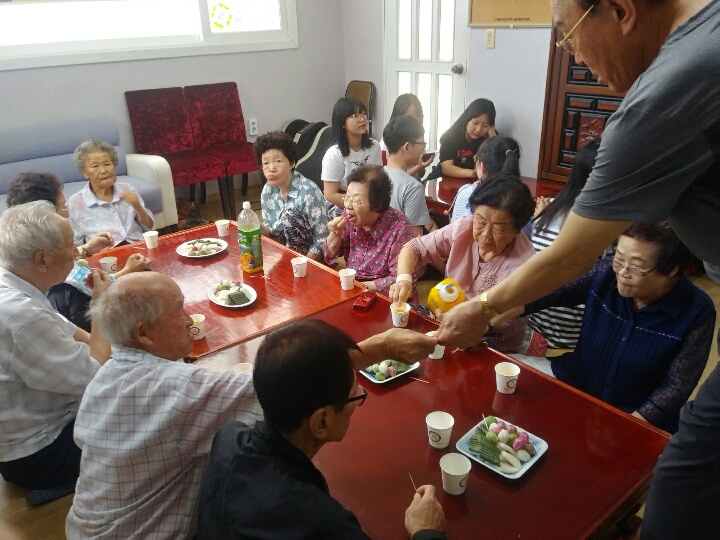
[199,295,670,539]
[425,176,473,214]
[86,224,362,358]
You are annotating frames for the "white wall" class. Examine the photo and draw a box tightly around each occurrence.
[0,0,347,193]
[466,27,552,178]
[341,0,386,135]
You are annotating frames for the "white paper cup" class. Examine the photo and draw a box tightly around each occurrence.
[426,411,454,449]
[439,453,472,495]
[215,219,230,237]
[291,256,308,277]
[99,256,118,273]
[495,361,521,394]
[390,302,411,328]
[190,314,206,340]
[230,363,253,372]
[338,268,356,290]
[143,231,159,248]
[426,330,445,359]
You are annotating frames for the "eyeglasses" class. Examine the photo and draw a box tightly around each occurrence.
[342,195,366,207]
[555,2,595,54]
[409,141,427,148]
[610,256,656,277]
[350,112,368,120]
[341,386,368,407]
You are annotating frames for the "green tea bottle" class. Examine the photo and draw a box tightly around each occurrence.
[237,201,263,273]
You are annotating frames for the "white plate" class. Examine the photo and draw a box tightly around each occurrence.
[359,361,421,384]
[176,238,228,259]
[456,416,548,480]
[207,283,257,308]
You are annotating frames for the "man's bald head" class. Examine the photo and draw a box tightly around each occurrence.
[90,272,193,360]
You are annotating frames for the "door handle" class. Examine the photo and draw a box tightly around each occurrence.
[451,64,464,75]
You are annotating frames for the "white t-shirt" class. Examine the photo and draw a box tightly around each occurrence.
[321,140,382,191]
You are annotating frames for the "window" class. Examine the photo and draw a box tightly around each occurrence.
[0,0,298,71]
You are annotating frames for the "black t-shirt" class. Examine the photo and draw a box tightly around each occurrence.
[438,132,488,170]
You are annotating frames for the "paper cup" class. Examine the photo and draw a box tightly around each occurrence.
[439,453,472,495]
[426,330,445,359]
[426,411,454,449]
[291,256,308,278]
[230,363,253,372]
[190,314,206,340]
[338,268,356,290]
[99,256,118,273]
[495,361,521,394]
[390,302,410,328]
[143,231,159,248]
[215,219,230,237]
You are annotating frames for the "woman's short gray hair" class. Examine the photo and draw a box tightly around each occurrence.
[88,287,165,346]
[0,201,63,268]
[73,139,119,172]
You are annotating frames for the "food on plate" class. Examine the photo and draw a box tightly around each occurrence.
[180,239,224,256]
[212,280,250,306]
[364,359,411,382]
[467,415,537,473]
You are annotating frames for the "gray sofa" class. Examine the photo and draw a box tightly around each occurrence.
[0,117,178,228]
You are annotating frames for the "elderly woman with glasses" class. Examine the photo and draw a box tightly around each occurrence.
[323,165,413,296]
[390,173,536,353]
[516,222,715,433]
[67,139,154,247]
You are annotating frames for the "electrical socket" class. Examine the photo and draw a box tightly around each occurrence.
[485,28,495,49]
[248,118,258,136]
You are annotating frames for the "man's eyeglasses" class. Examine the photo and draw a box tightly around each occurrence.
[409,141,427,148]
[610,256,656,277]
[555,2,595,54]
[350,112,368,120]
[342,195,366,207]
[341,386,368,407]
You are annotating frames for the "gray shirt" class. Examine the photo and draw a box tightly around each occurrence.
[385,167,431,228]
[573,0,720,264]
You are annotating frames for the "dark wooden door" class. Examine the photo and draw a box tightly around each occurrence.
[536,30,625,196]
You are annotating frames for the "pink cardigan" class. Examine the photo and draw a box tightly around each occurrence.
[406,216,535,352]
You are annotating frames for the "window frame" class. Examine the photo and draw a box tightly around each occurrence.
[0,0,298,72]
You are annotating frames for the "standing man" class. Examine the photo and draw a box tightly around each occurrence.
[0,201,111,494]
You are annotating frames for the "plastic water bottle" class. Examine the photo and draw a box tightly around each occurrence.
[237,201,263,273]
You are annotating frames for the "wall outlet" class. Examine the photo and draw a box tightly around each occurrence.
[485,28,495,49]
[248,118,258,136]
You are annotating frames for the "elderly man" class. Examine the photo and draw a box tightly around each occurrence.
[66,272,436,539]
[0,201,110,493]
[198,319,446,539]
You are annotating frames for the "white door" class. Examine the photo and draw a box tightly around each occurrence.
[384,0,469,152]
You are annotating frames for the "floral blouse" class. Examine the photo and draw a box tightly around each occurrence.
[261,172,329,256]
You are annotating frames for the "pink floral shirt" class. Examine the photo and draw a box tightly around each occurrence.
[324,207,413,296]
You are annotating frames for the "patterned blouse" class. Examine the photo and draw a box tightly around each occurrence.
[261,172,329,256]
[68,182,154,247]
[323,206,413,296]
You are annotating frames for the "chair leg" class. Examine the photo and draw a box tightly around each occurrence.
[200,182,207,205]
[241,173,249,196]
[226,175,237,218]
[189,184,196,203]
[218,178,231,220]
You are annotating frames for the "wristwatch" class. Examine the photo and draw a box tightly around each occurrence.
[479,291,501,318]
[76,245,89,259]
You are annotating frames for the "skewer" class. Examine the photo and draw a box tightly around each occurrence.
[408,376,429,384]
[409,473,418,492]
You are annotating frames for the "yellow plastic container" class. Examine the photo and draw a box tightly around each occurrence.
[427,278,466,314]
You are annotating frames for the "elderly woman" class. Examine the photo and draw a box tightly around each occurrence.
[67,139,154,247]
[516,223,715,433]
[255,131,328,261]
[6,172,150,331]
[324,165,413,296]
[390,173,535,353]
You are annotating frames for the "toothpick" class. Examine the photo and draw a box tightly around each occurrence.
[409,472,417,492]
[408,376,429,384]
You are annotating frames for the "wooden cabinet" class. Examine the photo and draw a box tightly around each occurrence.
[537,30,625,196]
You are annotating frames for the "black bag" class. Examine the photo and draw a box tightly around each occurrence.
[284,120,334,191]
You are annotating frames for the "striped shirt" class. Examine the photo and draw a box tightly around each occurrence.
[66,346,263,539]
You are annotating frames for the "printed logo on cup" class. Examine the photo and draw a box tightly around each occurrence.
[400,313,409,323]
[459,476,469,487]
[190,327,200,336]
[429,431,441,443]
[293,266,299,275]
[507,379,517,389]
